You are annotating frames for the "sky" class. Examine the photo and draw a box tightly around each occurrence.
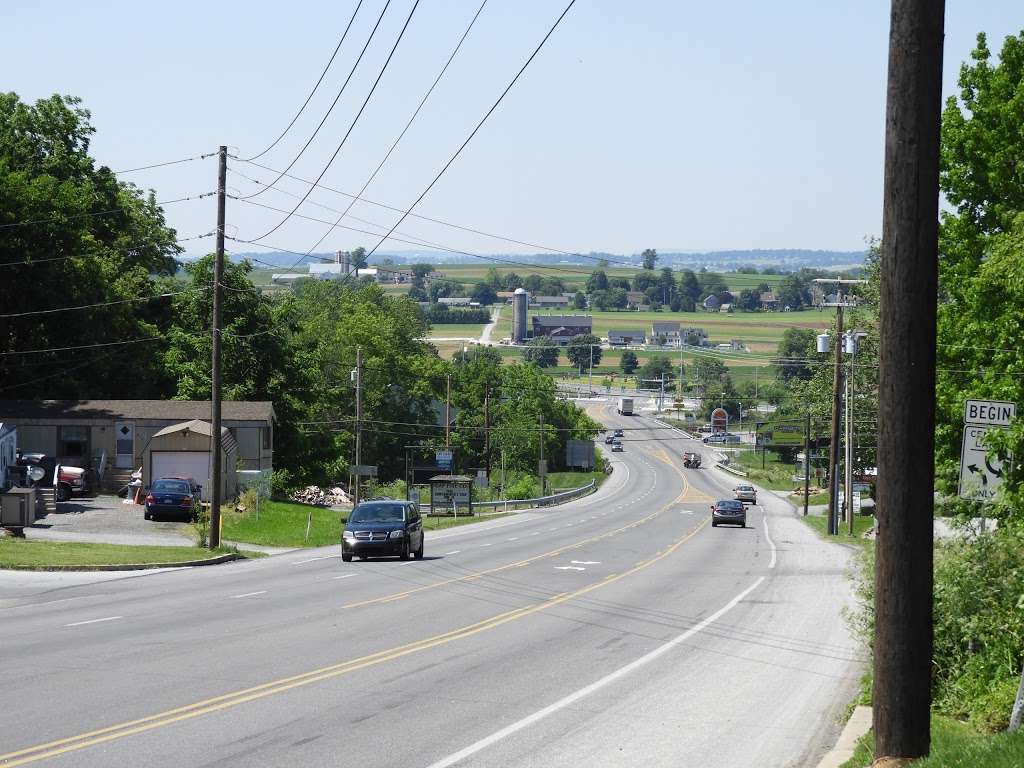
[3,1,1021,259]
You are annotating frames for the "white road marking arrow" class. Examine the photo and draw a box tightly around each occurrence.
[571,560,600,565]
[554,566,586,571]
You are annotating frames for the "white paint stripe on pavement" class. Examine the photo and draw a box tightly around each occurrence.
[444,551,461,556]
[332,574,358,580]
[424,577,765,768]
[65,616,122,628]
[230,591,267,599]
[763,509,777,569]
[292,555,337,565]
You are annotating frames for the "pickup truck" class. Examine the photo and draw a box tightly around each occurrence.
[16,452,89,502]
[682,452,701,468]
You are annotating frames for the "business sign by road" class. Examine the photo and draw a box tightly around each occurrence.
[964,399,1015,428]
[710,407,728,433]
[435,450,453,471]
[959,425,1010,501]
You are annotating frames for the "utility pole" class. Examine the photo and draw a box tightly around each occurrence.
[353,347,363,506]
[827,304,844,536]
[846,348,855,535]
[588,343,593,395]
[874,0,944,762]
[445,373,452,448]
[803,411,811,516]
[208,145,226,549]
[538,413,546,496]
[483,387,491,477]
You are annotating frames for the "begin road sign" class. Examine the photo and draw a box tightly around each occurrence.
[964,399,1016,428]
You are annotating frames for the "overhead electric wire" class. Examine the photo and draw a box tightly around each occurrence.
[359,0,578,263]
[113,152,217,174]
[238,0,404,208]
[0,287,206,318]
[0,232,214,268]
[228,196,600,278]
[242,0,366,162]
[0,192,213,230]
[305,0,489,255]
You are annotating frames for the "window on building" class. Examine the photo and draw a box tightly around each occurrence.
[262,427,271,449]
[59,425,89,459]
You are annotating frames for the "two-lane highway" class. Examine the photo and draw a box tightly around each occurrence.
[0,401,863,767]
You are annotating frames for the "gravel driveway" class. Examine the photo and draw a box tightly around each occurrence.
[26,494,195,547]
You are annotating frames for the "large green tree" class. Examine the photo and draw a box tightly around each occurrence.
[0,93,180,397]
[641,248,658,270]
[566,334,602,372]
[521,337,559,368]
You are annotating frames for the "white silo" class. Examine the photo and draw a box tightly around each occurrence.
[512,288,529,342]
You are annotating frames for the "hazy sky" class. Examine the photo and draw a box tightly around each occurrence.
[3,1,1021,258]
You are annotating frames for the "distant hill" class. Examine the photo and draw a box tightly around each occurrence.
[191,249,865,273]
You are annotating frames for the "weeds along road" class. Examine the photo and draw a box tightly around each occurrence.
[0,401,863,768]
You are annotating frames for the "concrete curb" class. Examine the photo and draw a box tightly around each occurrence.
[816,705,872,767]
[2,552,242,572]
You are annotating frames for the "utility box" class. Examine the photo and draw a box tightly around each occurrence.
[1,487,36,527]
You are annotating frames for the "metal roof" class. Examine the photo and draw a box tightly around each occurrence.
[0,400,274,423]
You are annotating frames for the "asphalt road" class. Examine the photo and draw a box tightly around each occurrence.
[0,402,864,767]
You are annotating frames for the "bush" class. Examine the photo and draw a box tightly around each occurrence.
[847,526,1024,732]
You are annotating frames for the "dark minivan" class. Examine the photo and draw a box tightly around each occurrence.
[342,500,424,562]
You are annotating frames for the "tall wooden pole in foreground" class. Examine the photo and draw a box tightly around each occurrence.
[209,145,227,549]
[874,0,944,762]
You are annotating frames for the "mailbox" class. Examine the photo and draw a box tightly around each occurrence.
[1,487,36,527]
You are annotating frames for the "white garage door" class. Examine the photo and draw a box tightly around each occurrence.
[152,452,211,501]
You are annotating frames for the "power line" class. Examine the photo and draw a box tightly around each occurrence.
[0,192,214,230]
[241,0,366,162]
[113,152,217,174]
[238,0,410,214]
[0,287,205,319]
[0,232,213,268]
[234,154,639,270]
[305,0,489,255]
[361,0,578,263]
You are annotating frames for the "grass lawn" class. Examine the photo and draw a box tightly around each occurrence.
[800,512,875,547]
[426,323,487,338]
[0,539,247,569]
[222,499,519,546]
[221,500,345,548]
[843,714,1024,768]
[545,471,606,492]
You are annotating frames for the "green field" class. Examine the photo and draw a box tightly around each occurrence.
[426,323,487,338]
[491,308,831,354]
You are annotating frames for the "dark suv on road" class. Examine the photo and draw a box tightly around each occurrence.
[342,500,424,562]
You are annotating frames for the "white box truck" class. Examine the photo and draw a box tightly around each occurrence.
[617,397,634,416]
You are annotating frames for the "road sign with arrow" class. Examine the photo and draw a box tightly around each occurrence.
[959,424,1010,501]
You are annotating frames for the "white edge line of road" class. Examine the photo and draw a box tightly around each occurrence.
[64,615,122,627]
[763,507,777,569]
[423,576,766,768]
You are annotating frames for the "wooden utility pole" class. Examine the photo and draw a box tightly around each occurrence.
[445,374,452,448]
[208,145,227,549]
[803,411,811,517]
[827,304,844,536]
[874,0,944,762]
[483,387,491,477]
[353,347,363,506]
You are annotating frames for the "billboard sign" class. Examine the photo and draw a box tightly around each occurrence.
[710,408,728,433]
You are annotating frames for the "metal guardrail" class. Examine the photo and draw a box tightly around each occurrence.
[420,480,597,514]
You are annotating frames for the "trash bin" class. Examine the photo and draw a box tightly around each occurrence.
[1,487,36,527]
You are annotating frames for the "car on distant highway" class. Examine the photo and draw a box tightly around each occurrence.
[682,451,701,468]
[604,435,615,444]
[342,499,424,562]
[613,429,624,438]
[144,477,202,521]
[611,442,624,452]
[703,432,740,445]
[711,499,746,528]
[733,484,757,504]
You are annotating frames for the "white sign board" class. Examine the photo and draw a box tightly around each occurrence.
[432,482,470,506]
[964,399,1016,428]
[959,425,1010,501]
